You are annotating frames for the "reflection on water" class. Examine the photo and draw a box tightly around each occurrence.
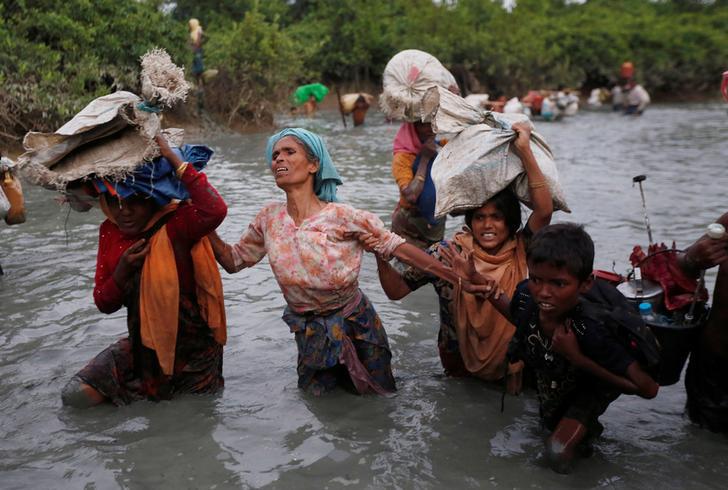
[1,103,727,488]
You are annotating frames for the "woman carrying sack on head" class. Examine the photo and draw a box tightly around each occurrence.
[61,134,228,407]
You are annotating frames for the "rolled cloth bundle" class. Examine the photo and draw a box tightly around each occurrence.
[18,49,190,202]
[89,144,213,205]
[379,49,457,122]
[421,86,570,218]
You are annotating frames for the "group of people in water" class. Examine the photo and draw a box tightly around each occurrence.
[43,75,724,476]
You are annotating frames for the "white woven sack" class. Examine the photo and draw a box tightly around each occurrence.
[423,87,570,218]
[380,49,457,122]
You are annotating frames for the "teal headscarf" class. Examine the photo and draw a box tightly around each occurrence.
[266,128,343,203]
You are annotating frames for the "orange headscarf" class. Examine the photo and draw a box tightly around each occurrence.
[451,230,527,381]
[100,197,226,375]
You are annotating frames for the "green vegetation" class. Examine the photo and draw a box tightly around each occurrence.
[2,0,727,145]
[0,0,186,142]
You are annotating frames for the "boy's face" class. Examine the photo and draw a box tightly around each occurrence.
[527,261,592,321]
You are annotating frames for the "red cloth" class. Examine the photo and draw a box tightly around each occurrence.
[94,168,227,313]
[630,242,708,311]
[392,122,422,155]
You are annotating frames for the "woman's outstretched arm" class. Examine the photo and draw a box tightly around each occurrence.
[391,242,496,297]
[208,230,238,274]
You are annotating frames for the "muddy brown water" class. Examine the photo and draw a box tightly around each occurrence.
[1,103,727,489]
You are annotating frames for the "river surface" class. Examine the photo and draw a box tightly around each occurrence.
[1,104,727,489]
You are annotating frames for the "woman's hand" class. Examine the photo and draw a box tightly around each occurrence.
[461,278,502,298]
[511,121,533,158]
[683,234,728,272]
[155,133,184,168]
[439,242,501,297]
[348,231,381,254]
[112,239,150,285]
[439,242,477,279]
[551,320,583,364]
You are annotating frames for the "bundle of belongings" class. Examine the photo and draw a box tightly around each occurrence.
[0,156,26,225]
[339,93,374,114]
[420,86,569,218]
[17,49,212,210]
[379,49,458,122]
[630,243,708,311]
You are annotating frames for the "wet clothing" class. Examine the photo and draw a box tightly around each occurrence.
[685,343,728,433]
[401,229,530,380]
[77,168,227,405]
[509,281,634,434]
[229,201,403,394]
[77,295,223,404]
[230,201,404,314]
[283,291,395,395]
[391,125,446,248]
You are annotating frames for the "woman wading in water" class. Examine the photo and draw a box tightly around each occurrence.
[209,128,494,396]
[62,135,228,407]
[364,122,553,389]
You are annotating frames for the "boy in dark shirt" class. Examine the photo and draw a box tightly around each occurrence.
[503,223,658,473]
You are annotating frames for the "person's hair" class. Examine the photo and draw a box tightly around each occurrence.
[464,189,522,237]
[527,223,594,281]
[288,135,319,166]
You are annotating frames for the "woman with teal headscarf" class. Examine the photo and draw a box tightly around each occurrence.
[209,128,492,396]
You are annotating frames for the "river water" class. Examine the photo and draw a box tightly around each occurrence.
[1,103,727,489]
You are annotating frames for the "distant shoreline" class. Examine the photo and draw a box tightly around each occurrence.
[4,92,723,160]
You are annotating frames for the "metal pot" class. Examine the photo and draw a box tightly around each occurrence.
[616,278,664,311]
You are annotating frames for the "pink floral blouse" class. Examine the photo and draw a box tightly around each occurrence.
[231,202,405,313]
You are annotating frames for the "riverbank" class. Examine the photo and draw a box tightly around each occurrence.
[2,87,721,161]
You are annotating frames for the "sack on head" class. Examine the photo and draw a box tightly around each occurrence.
[380,49,457,122]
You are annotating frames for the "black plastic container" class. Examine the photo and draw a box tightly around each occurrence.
[647,317,704,386]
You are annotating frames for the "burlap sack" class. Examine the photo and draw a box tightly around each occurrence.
[422,86,570,218]
[18,91,184,190]
[379,49,457,122]
[17,48,188,192]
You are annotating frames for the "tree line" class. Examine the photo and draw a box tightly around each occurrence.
[2,0,727,145]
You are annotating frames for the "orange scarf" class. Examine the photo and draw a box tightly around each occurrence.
[452,231,527,380]
[100,198,226,375]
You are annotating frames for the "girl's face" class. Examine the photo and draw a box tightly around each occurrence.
[106,194,157,237]
[470,201,510,255]
[270,136,318,190]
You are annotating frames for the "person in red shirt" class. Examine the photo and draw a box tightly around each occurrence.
[61,135,228,407]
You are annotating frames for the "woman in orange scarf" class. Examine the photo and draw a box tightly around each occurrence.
[370,122,553,386]
[61,135,227,407]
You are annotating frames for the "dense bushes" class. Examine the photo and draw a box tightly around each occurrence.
[203,9,307,127]
[0,0,186,145]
